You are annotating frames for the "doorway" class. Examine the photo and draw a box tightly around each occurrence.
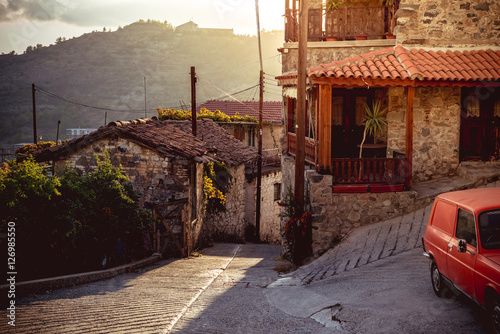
[460,87,500,161]
[331,89,375,158]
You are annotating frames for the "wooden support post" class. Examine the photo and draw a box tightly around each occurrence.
[191,66,197,136]
[405,86,414,189]
[255,69,264,242]
[32,83,37,144]
[294,0,308,213]
[318,84,332,169]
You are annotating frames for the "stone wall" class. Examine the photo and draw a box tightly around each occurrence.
[281,42,396,74]
[306,170,418,256]
[244,168,282,244]
[53,137,194,257]
[54,138,191,207]
[202,164,247,243]
[387,86,461,182]
[395,0,500,47]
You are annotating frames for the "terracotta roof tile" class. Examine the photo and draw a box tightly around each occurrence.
[30,118,257,167]
[196,100,282,124]
[278,46,500,85]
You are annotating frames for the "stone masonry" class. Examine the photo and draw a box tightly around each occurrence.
[387,86,461,182]
[395,0,500,47]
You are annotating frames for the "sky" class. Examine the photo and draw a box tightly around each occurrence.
[0,0,285,54]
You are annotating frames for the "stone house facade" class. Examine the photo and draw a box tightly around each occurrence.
[278,0,500,256]
[198,100,284,244]
[32,118,257,257]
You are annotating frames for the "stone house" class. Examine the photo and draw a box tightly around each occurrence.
[32,118,257,257]
[278,0,500,255]
[198,100,285,244]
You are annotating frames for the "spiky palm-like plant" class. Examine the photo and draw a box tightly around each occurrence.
[359,100,388,159]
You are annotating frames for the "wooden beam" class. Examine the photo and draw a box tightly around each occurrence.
[405,86,414,189]
[294,0,308,213]
[318,84,332,169]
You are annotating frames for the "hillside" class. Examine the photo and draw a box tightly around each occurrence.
[0,20,284,144]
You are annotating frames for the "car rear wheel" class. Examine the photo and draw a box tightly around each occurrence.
[431,260,443,297]
[489,298,500,334]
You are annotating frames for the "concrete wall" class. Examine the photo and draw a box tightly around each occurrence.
[387,86,461,182]
[395,0,500,47]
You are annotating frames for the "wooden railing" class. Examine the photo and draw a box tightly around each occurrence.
[287,133,315,164]
[330,158,407,185]
[285,6,395,42]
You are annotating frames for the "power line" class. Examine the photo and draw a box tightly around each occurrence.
[36,86,151,113]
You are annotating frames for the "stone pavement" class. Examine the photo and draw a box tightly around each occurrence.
[2,244,244,334]
[273,165,500,287]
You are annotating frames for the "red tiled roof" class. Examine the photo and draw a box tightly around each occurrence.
[197,100,282,124]
[278,46,500,85]
[30,118,257,166]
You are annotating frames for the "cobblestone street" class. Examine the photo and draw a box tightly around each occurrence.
[3,178,497,333]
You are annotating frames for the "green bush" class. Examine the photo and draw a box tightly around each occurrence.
[0,152,154,281]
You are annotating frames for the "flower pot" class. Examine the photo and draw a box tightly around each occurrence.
[325,37,340,41]
[386,34,396,39]
[356,35,367,40]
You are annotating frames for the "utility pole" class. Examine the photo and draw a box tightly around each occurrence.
[191,66,197,136]
[255,0,264,242]
[56,120,61,144]
[255,70,264,241]
[144,77,147,118]
[32,83,37,144]
[295,0,309,214]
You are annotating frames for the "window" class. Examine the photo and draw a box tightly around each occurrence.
[247,129,255,147]
[332,96,343,126]
[355,96,368,126]
[479,209,500,250]
[274,183,281,201]
[463,94,480,118]
[456,209,477,247]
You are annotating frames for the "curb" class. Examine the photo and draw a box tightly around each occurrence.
[1,254,162,298]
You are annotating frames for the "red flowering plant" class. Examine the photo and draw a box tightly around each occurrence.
[278,187,313,264]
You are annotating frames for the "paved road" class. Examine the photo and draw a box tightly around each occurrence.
[4,181,498,333]
[3,243,487,334]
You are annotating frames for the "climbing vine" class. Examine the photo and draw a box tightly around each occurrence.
[203,162,233,214]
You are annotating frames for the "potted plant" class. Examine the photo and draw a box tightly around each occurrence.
[381,0,399,38]
[359,100,388,159]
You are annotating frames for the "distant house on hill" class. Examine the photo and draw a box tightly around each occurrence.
[65,128,97,140]
[175,21,234,36]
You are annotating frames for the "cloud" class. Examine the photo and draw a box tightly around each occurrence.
[0,0,74,22]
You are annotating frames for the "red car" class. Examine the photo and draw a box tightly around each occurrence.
[423,188,500,333]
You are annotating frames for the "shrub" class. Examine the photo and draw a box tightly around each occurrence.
[0,152,154,281]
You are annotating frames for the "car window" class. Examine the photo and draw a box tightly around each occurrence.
[479,209,500,250]
[455,209,477,247]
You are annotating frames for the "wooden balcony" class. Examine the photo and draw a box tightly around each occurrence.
[287,133,315,164]
[330,157,408,192]
[285,6,396,42]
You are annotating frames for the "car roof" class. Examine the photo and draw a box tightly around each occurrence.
[437,188,500,213]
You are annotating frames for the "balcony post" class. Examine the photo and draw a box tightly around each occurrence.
[318,84,332,170]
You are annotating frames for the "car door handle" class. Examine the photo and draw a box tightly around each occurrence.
[448,243,453,251]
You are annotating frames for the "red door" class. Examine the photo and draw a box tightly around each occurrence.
[460,87,500,161]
